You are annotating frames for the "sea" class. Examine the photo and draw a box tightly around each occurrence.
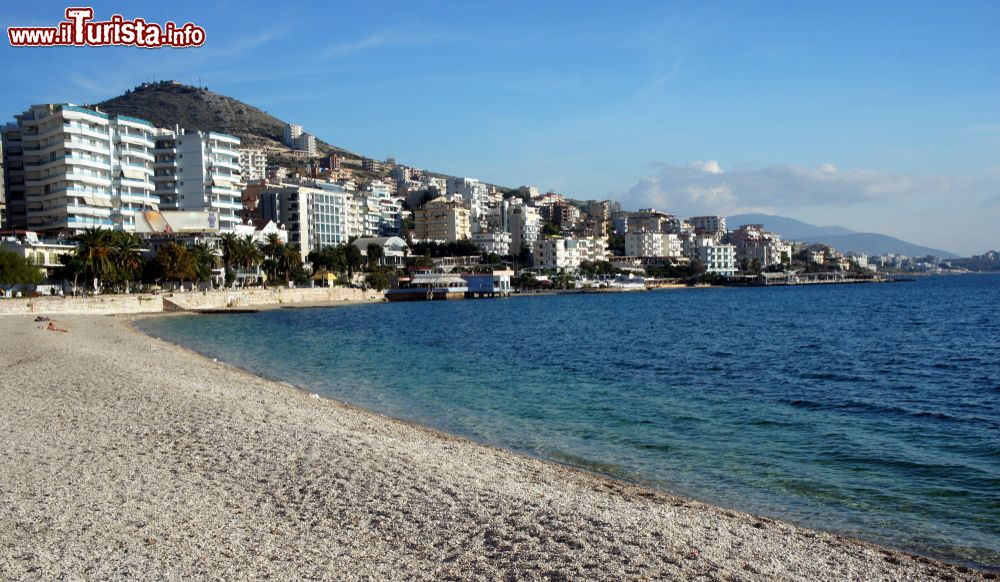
[137,273,1000,568]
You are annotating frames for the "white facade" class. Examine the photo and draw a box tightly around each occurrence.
[688,236,736,276]
[624,232,682,257]
[1,104,158,234]
[472,231,511,256]
[532,236,609,272]
[154,129,242,232]
[257,182,349,260]
[448,177,491,220]
[688,215,727,237]
[238,148,267,182]
[282,123,316,156]
[509,204,541,256]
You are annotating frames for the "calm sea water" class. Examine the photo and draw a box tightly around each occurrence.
[138,274,1000,568]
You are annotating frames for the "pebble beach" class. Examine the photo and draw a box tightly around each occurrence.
[0,314,991,581]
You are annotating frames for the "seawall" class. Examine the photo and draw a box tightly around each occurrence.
[0,287,383,316]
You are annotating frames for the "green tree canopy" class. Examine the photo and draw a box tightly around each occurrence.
[0,249,43,285]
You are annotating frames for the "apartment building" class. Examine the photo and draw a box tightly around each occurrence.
[532,236,609,271]
[472,231,511,256]
[282,123,317,156]
[413,197,471,242]
[687,235,736,276]
[626,209,680,234]
[1,104,158,234]
[688,215,727,237]
[153,128,242,232]
[239,148,267,182]
[447,177,492,220]
[624,232,683,258]
[728,223,791,267]
[254,182,349,260]
[508,203,541,255]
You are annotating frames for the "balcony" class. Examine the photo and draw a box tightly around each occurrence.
[119,133,155,148]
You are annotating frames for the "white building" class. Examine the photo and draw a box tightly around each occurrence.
[532,236,609,272]
[688,236,736,276]
[0,229,77,279]
[352,236,409,266]
[448,177,492,220]
[282,123,317,156]
[238,148,267,182]
[688,215,727,238]
[153,128,242,232]
[255,182,349,260]
[472,231,511,256]
[362,180,403,237]
[508,204,541,256]
[624,232,683,258]
[1,104,158,234]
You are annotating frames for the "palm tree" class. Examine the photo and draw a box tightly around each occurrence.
[261,233,283,262]
[219,232,240,286]
[189,242,219,287]
[110,232,143,293]
[72,227,113,293]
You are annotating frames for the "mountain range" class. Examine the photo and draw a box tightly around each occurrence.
[727,214,959,259]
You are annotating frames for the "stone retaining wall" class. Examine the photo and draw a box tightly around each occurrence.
[164,287,383,310]
[0,294,164,316]
[0,287,383,316]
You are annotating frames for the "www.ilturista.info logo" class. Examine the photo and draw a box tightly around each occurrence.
[8,7,205,48]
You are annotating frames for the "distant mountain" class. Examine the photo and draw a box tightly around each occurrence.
[95,81,357,158]
[727,213,958,259]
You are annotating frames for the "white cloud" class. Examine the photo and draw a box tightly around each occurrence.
[621,160,952,216]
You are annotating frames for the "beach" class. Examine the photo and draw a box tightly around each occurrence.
[0,314,989,581]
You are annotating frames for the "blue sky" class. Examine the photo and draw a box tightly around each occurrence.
[2,1,999,254]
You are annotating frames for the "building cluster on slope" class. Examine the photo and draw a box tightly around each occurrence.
[0,101,958,292]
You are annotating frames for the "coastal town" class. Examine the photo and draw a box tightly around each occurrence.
[0,86,996,301]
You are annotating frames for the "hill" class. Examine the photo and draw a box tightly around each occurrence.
[728,213,958,258]
[95,81,357,158]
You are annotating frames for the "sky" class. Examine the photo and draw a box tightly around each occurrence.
[2,0,999,255]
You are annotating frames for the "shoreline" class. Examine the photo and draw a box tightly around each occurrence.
[1,314,991,580]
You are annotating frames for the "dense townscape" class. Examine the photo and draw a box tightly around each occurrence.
[0,83,997,298]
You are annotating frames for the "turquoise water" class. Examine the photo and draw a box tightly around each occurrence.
[138,274,1000,568]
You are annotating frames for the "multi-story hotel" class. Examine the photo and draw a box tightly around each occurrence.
[1,104,157,234]
[687,235,736,276]
[238,148,267,182]
[532,236,609,271]
[624,231,683,258]
[508,203,541,256]
[153,128,242,232]
[254,181,349,260]
[413,197,471,242]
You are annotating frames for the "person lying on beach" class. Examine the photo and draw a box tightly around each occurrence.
[46,321,67,333]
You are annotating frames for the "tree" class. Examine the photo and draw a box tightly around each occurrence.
[365,266,393,291]
[219,232,240,286]
[309,245,348,276]
[189,242,219,284]
[344,243,363,279]
[0,249,42,286]
[367,243,384,269]
[109,232,144,292]
[72,227,113,292]
[155,243,197,287]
